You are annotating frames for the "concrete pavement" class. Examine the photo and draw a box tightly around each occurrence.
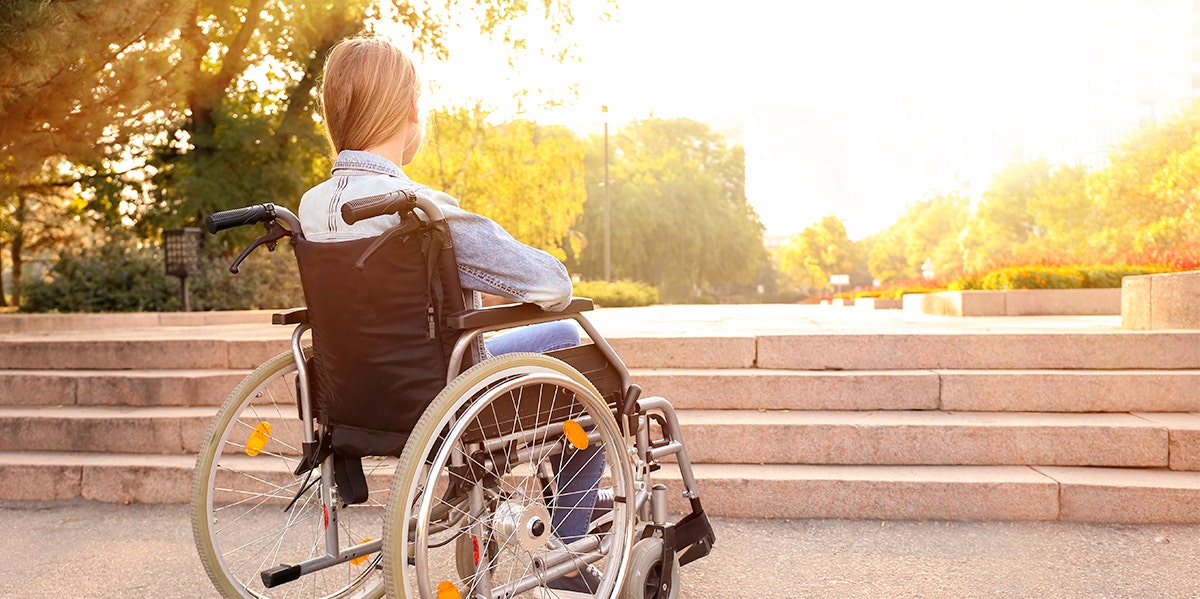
[3,499,1200,598]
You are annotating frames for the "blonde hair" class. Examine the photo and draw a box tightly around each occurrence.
[320,38,419,153]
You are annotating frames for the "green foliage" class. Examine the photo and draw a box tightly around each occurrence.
[2,0,610,307]
[572,118,769,303]
[20,241,304,313]
[1089,100,1200,250]
[572,279,660,307]
[146,90,333,246]
[407,107,587,259]
[866,193,969,283]
[839,285,939,300]
[965,264,1163,291]
[21,243,176,312]
[778,215,868,294]
[190,245,305,311]
[976,266,1084,290]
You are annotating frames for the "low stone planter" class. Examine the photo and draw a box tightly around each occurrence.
[903,289,1122,317]
[854,298,902,310]
[1122,270,1200,330]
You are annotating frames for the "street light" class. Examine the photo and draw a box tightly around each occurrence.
[602,105,611,282]
[164,227,202,311]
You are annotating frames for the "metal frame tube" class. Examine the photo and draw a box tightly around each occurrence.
[290,324,314,444]
[638,396,702,500]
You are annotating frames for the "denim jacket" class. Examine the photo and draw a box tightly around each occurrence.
[298,150,573,311]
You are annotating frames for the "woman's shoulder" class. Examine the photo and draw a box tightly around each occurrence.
[411,185,461,210]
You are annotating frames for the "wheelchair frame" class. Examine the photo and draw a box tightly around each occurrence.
[192,196,714,599]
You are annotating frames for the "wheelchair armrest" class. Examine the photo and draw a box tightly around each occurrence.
[447,297,593,330]
[272,307,308,325]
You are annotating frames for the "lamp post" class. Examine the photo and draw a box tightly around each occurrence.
[163,227,201,311]
[602,105,611,282]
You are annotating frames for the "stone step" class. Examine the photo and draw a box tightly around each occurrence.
[657,464,1200,523]
[0,406,216,454]
[0,370,249,407]
[6,403,1195,475]
[1,367,1192,414]
[4,452,1198,523]
[757,331,1200,370]
[0,337,288,370]
[673,410,1200,470]
[4,330,1200,371]
[634,369,1200,412]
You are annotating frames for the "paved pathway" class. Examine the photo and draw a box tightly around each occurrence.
[3,499,1199,598]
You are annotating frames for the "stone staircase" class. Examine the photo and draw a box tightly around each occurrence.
[1,319,1198,523]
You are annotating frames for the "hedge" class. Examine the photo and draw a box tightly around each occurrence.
[966,264,1164,290]
[572,279,660,307]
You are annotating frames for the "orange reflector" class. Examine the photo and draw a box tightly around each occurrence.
[563,420,589,451]
[349,538,373,566]
[437,581,462,599]
[245,421,272,456]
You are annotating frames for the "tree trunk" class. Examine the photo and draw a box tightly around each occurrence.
[0,240,8,307]
[10,195,25,306]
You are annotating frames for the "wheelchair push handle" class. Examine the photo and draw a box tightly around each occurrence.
[341,190,418,225]
[206,204,274,234]
[204,203,304,274]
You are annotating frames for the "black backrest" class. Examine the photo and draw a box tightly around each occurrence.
[292,232,463,458]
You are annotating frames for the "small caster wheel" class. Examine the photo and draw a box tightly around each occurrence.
[619,537,680,599]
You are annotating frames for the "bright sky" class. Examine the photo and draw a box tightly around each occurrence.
[395,0,1149,239]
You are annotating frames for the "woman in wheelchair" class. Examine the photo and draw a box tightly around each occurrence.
[192,36,712,599]
[303,37,605,596]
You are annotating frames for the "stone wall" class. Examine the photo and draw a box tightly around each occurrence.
[1122,271,1200,330]
[903,289,1122,317]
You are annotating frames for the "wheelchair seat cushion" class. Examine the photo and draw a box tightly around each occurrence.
[293,233,463,458]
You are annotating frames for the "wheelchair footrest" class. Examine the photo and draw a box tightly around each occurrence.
[261,563,301,588]
[673,504,716,566]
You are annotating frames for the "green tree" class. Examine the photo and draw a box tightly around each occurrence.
[0,0,186,304]
[2,0,608,308]
[573,118,767,302]
[778,215,866,294]
[867,192,969,283]
[406,106,587,259]
[1025,163,1094,255]
[1089,101,1200,250]
[960,159,1053,272]
[141,0,603,243]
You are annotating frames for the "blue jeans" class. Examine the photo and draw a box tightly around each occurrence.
[485,321,605,544]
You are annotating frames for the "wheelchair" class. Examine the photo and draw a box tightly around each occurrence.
[190,192,715,599]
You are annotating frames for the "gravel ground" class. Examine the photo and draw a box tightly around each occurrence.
[2,499,1199,598]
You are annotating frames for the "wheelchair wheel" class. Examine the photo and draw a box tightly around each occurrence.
[192,348,389,599]
[383,353,636,598]
[619,538,680,599]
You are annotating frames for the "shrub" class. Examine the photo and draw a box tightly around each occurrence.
[572,279,660,307]
[191,245,304,310]
[22,243,177,312]
[964,264,1164,291]
[841,285,941,300]
[21,241,305,313]
[977,266,1084,290]
[1078,264,1165,288]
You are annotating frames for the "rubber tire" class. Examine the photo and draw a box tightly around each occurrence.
[620,537,681,599]
[383,353,635,599]
[191,348,385,599]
